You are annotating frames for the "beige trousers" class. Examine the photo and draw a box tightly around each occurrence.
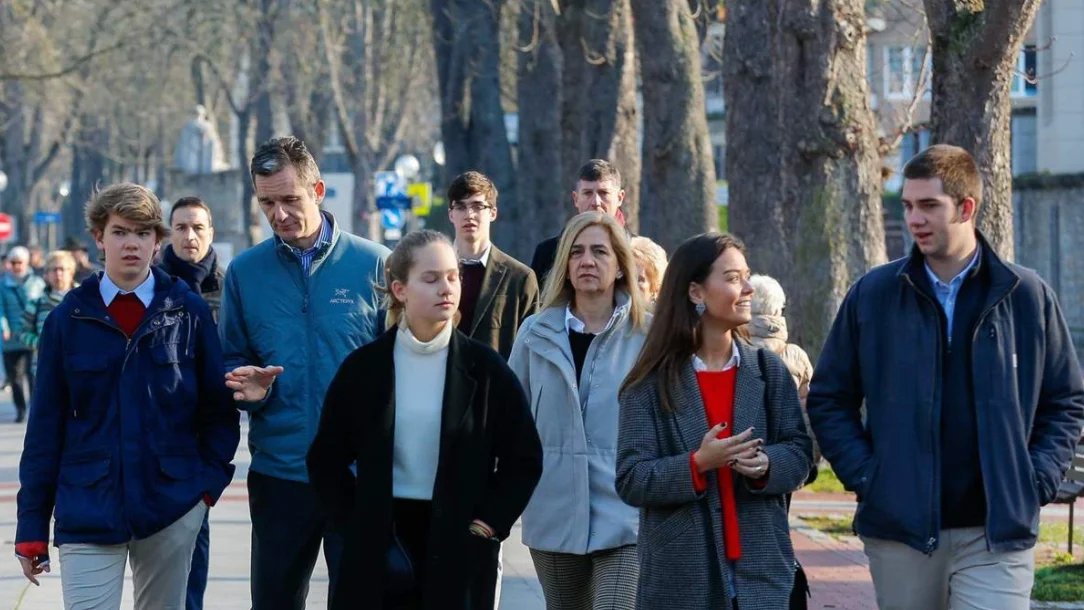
[862,527,1034,610]
[58,501,208,610]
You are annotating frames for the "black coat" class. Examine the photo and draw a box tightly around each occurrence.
[307,327,543,609]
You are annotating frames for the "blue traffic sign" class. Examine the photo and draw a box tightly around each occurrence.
[33,211,62,224]
[376,194,412,210]
[381,208,405,230]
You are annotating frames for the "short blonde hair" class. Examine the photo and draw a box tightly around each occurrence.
[630,236,668,298]
[44,250,76,270]
[85,183,169,242]
[541,212,646,330]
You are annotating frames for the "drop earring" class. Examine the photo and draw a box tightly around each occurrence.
[695,302,706,316]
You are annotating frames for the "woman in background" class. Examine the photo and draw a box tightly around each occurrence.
[510,212,649,610]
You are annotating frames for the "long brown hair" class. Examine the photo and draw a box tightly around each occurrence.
[621,232,749,413]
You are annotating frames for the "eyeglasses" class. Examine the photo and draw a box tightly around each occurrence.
[450,202,493,214]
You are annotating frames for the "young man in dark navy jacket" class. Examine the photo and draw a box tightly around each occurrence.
[14,184,240,609]
[808,144,1084,609]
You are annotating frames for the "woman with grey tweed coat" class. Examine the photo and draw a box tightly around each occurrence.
[616,233,813,610]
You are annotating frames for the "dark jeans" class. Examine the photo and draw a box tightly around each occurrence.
[185,510,210,610]
[249,470,343,610]
[387,499,433,610]
[3,349,33,418]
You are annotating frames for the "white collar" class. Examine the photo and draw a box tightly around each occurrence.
[100,270,155,307]
[692,339,742,372]
[565,304,622,335]
[456,242,492,267]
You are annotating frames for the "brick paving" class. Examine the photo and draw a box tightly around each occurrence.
[792,525,877,610]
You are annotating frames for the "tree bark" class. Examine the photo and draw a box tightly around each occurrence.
[923,0,1043,261]
[557,0,641,231]
[66,116,110,253]
[253,0,278,146]
[724,0,886,358]
[630,0,716,251]
[431,0,519,254]
[516,0,565,252]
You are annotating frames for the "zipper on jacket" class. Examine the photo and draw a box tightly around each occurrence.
[902,274,943,554]
[969,278,1019,547]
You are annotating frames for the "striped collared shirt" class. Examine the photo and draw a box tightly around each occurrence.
[280,214,333,277]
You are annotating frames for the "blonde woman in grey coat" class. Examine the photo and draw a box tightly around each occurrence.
[510,212,650,610]
[617,233,812,610]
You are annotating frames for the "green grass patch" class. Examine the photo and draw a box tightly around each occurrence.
[1033,562,1084,602]
[717,206,728,232]
[1038,522,1084,546]
[804,464,848,494]
[798,515,853,538]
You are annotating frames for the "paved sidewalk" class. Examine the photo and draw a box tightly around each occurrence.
[791,522,877,610]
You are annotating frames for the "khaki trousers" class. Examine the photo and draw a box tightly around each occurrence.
[862,527,1034,610]
[59,501,207,610]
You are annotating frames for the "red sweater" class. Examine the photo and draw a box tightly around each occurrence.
[107,292,147,337]
[690,368,742,561]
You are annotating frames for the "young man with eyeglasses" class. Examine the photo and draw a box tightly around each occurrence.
[446,170,539,609]
[447,171,539,361]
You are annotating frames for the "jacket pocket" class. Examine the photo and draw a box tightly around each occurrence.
[157,454,200,480]
[54,453,114,535]
[150,341,197,401]
[645,508,694,555]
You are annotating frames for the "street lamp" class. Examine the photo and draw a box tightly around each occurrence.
[58,181,70,198]
[432,142,446,167]
[394,154,421,181]
[0,170,8,194]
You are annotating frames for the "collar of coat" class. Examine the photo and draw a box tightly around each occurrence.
[530,290,632,339]
[896,229,1019,304]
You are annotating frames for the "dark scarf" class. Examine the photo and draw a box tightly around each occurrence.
[161,244,220,295]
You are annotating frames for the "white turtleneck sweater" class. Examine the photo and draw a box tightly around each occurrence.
[392,319,452,500]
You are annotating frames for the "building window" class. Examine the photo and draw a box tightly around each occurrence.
[1011,45,1038,98]
[883,46,930,100]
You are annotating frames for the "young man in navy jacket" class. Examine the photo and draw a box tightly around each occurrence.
[808,145,1084,609]
[14,183,240,609]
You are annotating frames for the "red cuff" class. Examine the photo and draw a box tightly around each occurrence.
[690,451,707,493]
[15,542,48,559]
[748,469,770,489]
[203,493,214,507]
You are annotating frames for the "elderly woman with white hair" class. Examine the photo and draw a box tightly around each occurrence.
[746,274,819,469]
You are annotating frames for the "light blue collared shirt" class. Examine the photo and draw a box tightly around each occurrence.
[279,214,333,277]
[924,246,981,342]
[100,271,155,308]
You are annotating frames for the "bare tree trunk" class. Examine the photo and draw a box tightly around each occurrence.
[630,0,716,251]
[431,0,518,253]
[66,117,110,252]
[516,0,565,252]
[557,0,641,231]
[923,0,1042,261]
[725,0,886,358]
[235,108,262,247]
[254,0,278,146]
